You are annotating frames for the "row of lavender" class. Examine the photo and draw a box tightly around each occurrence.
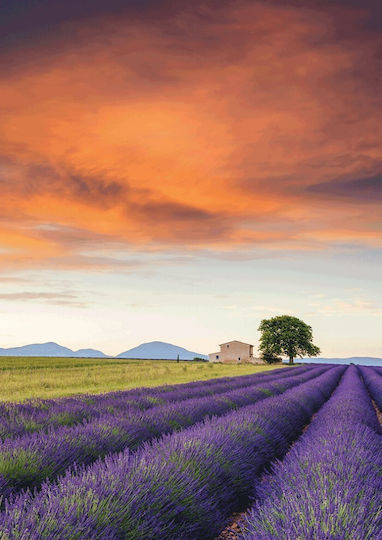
[359,364,382,411]
[0,366,344,538]
[240,365,382,539]
[0,365,296,440]
[0,365,324,501]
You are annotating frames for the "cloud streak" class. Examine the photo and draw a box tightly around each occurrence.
[307,174,382,202]
[310,296,382,316]
[0,291,89,308]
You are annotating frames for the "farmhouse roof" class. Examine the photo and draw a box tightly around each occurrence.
[219,340,254,347]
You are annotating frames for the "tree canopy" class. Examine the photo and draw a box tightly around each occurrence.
[258,315,320,365]
[260,351,282,364]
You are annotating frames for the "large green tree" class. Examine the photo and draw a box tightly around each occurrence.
[258,315,320,365]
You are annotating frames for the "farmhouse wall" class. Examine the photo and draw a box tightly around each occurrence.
[208,340,264,364]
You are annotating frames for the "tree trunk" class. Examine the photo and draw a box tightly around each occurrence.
[289,356,294,365]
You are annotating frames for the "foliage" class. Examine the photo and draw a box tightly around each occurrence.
[0,367,342,538]
[359,365,382,411]
[260,352,282,364]
[241,366,382,539]
[0,366,306,499]
[258,315,320,364]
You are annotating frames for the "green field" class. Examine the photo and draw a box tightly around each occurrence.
[0,357,286,402]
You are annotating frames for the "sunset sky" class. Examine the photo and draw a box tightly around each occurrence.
[0,0,381,357]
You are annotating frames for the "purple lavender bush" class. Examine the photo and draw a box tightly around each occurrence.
[240,365,382,539]
[0,366,343,539]
[0,366,324,500]
[358,365,382,411]
[0,365,298,441]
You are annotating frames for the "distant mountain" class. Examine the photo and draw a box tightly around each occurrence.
[295,356,382,366]
[0,342,108,358]
[72,348,108,358]
[0,340,207,360]
[116,341,208,360]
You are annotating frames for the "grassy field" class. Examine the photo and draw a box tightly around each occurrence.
[0,357,286,402]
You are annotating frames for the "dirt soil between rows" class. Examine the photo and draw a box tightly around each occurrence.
[216,512,246,540]
[372,400,382,426]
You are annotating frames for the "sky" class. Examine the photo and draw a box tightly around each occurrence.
[0,0,381,357]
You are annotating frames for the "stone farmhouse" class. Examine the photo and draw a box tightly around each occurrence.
[208,340,264,364]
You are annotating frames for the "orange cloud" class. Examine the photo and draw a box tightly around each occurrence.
[0,0,381,269]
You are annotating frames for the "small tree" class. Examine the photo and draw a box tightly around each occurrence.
[258,315,320,365]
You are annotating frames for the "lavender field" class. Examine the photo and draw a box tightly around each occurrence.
[0,364,381,539]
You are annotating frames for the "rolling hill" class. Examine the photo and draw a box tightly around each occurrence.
[0,342,108,358]
[0,341,208,360]
[116,341,208,360]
